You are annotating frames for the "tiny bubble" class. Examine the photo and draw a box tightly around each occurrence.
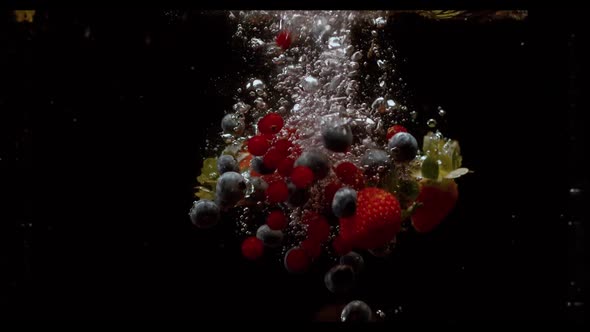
[73,118,77,123]
[427,119,437,128]
[520,42,525,46]
[569,188,582,197]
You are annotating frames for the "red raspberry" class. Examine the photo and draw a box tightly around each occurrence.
[258,113,284,135]
[284,247,310,273]
[265,180,289,203]
[277,157,295,177]
[291,166,314,189]
[301,239,322,260]
[335,162,365,190]
[303,212,330,244]
[266,210,288,230]
[241,236,264,261]
[386,125,408,141]
[248,135,270,156]
[263,148,287,170]
[276,30,292,50]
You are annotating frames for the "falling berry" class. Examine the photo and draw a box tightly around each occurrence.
[273,138,293,154]
[265,180,289,203]
[335,162,365,190]
[263,148,287,170]
[324,181,343,207]
[284,247,310,273]
[386,124,408,141]
[241,236,264,261]
[248,135,270,156]
[258,113,284,135]
[291,166,314,189]
[277,157,295,177]
[266,210,288,230]
[276,30,292,50]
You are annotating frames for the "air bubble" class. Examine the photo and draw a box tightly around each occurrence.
[427,119,437,128]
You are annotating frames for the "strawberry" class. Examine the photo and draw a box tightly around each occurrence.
[411,179,458,233]
[338,187,402,250]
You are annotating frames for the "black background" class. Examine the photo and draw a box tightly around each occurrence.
[2,8,584,320]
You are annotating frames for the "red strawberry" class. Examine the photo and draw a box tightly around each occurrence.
[411,179,458,233]
[338,187,402,250]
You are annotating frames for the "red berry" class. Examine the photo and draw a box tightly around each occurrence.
[277,157,295,177]
[335,162,365,190]
[386,125,408,141]
[263,148,287,170]
[291,166,314,189]
[265,180,289,203]
[301,239,322,259]
[273,138,293,154]
[276,30,292,50]
[284,247,310,273]
[241,236,264,261]
[261,173,282,185]
[266,210,288,230]
[339,187,402,250]
[258,113,284,135]
[332,235,352,256]
[303,212,330,244]
[248,135,270,156]
[324,181,343,206]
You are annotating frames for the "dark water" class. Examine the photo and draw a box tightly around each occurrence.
[3,9,584,320]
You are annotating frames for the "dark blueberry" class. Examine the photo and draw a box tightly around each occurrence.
[215,171,246,207]
[339,251,364,275]
[217,155,239,174]
[188,200,220,229]
[221,113,245,135]
[322,123,353,152]
[332,187,357,218]
[324,264,356,294]
[251,156,275,175]
[294,149,331,179]
[360,149,390,173]
[256,224,284,248]
[341,301,373,322]
[387,132,418,162]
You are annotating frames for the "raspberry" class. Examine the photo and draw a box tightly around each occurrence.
[386,124,408,141]
[248,135,270,156]
[265,180,289,203]
[335,162,365,189]
[301,239,322,259]
[266,210,288,230]
[291,166,314,189]
[276,30,292,50]
[263,148,287,170]
[258,113,284,135]
[277,157,295,177]
[303,212,330,244]
[284,247,310,273]
[241,236,264,261]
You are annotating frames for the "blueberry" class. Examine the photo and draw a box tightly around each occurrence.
[217,155,239,174]
[294,150,331,179]
[360,149,390,173]
[256,224,284,248]
[286,181,309,208]
[341,300,373,322]
[324,264,356,294]
[221,113,245,135]
[250,156,275,175]
[247,177,268,199]
[388,132,418,162]
[215,171,246,207]
[322,123,353,152]
[332,187,357,218]
[339,251,364,275]
[188,200,220,229]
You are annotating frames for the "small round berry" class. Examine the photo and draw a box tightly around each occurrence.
[284,247,310,273]
[188,200,220,229]
[294,150,331,179]
[332,235,352,256]
[247,177,268,200]
[332,187,357,218]
[256,224,284,248]
[388,132,418,162]
[324,264,356,294]
[307,216,331,244]
[273,138,292,154]
[258,113,284,135]
[248,135,270,156]
[266,210,287,230]
[286,181,309,208]
[339,251,364,275]
[276,30,292,50]
[215,171,246,207]
[277,157,295,177]
[291,166,314,189]
[265,180,289,203]
[341,301,373,322]
[221,113,245,136]
[335,162,365,189]
[360,149,390,173]
[324,181,343,207]
[386,124,407,141]
[322,123,353,152]
[263,148,287,170]
[217,154,239,174]
[241,236,264,261]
